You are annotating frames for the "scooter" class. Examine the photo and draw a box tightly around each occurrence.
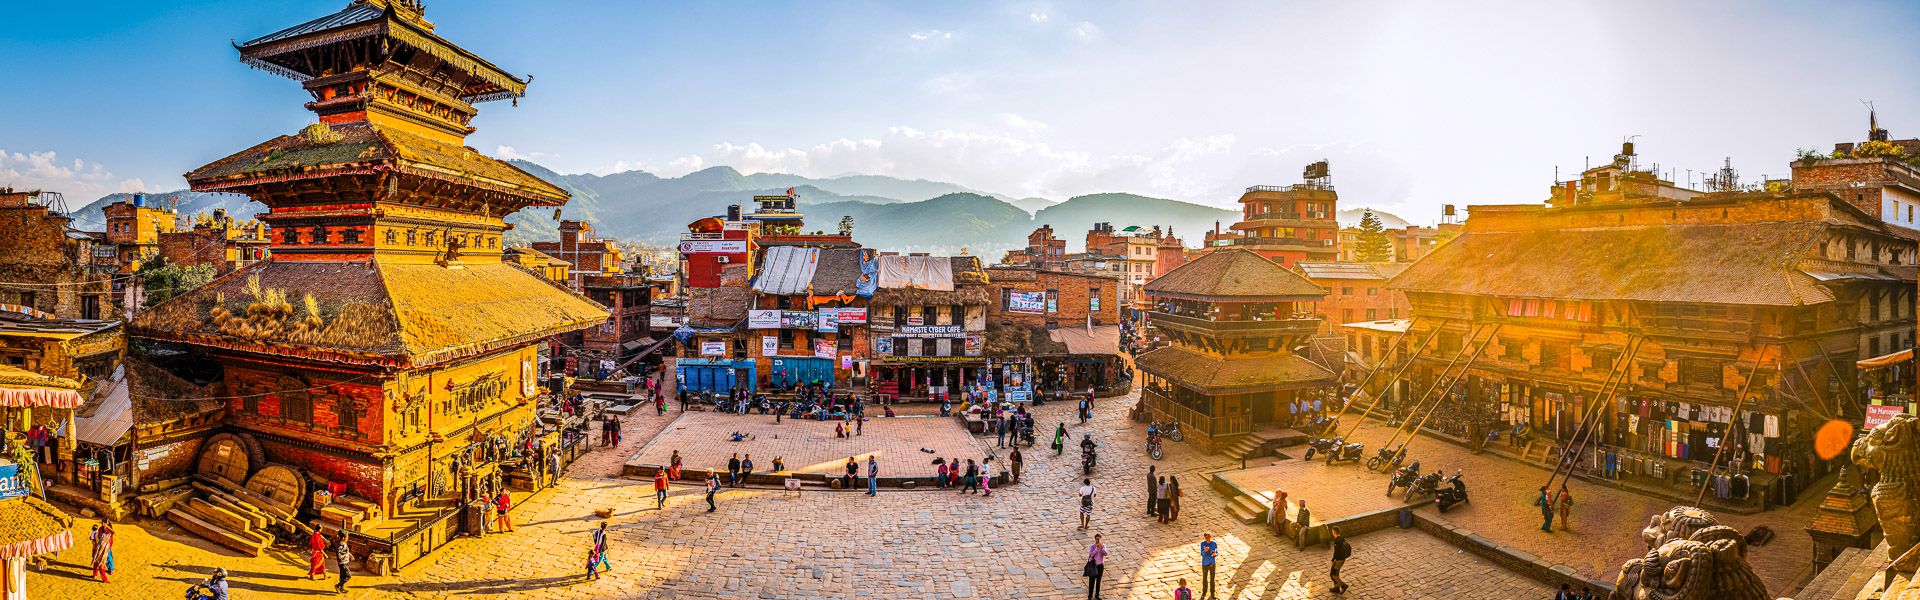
[1404,471,1442,502]
[1385,462,1422,497]
[1083,448,1098,474]
[185,584,217,600]
[1324,437,1365,465]
[1435,471,1469,512]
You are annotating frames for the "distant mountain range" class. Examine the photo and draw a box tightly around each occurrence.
[68,163,1409,257]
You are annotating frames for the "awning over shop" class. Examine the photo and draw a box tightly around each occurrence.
[1047,325,1121,356]
[0,365,82,409]
[1859,348,1914,370]
[0,495,74,559]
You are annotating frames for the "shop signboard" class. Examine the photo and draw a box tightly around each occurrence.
[748,310,782,329]
[898,325,963,337]
[965,337,982,356]
[781,311,818,329]
[1007,291,1046,314]
[761,336,778,356]
[1868,404,1907,430]
[818,308,840,333]
[814,339,837,359]
[836,308,868,323]
[700,341,727,356]
[0,463,26,501]
[678,239,747,254]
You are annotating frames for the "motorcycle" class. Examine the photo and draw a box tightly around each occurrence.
[1323,437,1365,465]
[1304,436,1338,461]
[1434,471,1469,512]
[1156,420,1185,442]
[1147,435,1164,461]
[1083,448,1098,474]
[1404,471,1442,502]
[185,584,218,600]
[1302,416,1337,437]
[1385,461,1422,497]
[1365,446,1407,473]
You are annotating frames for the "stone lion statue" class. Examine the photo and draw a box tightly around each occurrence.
[1613,517,1769,600]
[1855,412,1920,565]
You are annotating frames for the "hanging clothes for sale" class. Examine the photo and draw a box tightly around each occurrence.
[1764,414,1780,437]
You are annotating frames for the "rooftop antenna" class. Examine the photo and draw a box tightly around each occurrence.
[1704,157,1740,192]
[1864,99,1890,141]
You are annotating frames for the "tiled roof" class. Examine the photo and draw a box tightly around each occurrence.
[132,259,605,368]
[188,121,568,205]
[1135,346,1336,393]
[1296,262,1411,281]
[240,3,384,47]
[1144,249,1326,301]
[1388,222,1836,306]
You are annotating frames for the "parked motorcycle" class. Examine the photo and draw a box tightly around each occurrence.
[1385,461,1422,497]
[1366,446,1407,473]
[1304,436,1338,461]
[1324,437,1365,465]
[1404,471,1443,502]
[1157,419,1185,442]
[1434,471,1469,512]
[1302,416,1337,437]
[1147,435,1164,461]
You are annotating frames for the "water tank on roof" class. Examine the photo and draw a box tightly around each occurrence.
[132,193,145,207]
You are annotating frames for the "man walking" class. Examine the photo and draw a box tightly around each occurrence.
[1329,526,1351,594]
[1078,478,1096,530]
[1198,533,1219,599]
[1555,485,1573,531]
[997,414,1008,448]
[705,472,719,512]
[866,456,879,496]
[1537,486,1555,533]
[653,469,669,509]
[333,537,354,594]
[1086,533,1108,600]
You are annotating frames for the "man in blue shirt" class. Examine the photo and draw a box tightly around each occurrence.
[866,456,880,496]
[1198,533,1218,599]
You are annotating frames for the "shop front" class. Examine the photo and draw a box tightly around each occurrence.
[676,358,757,394]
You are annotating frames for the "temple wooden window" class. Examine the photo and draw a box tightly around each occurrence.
[424,231,436,246]
[310,226,329,244]
[385,230,397,244]
[1539,342,1569,370]
[16,291,33,309]
[81,295,100,320]
[1678,358,1721,387]
[406,230,418,245]
[282,228,301,244]
[281,387,313,424]
[337,397,358,431]
[1502,338,1524,360]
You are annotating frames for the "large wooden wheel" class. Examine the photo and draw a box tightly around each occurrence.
[245,463,307,511]
[196,433,264,482]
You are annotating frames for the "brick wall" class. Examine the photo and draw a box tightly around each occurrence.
[986,269,1122,327]
[256,436,387,506]
[1315,279,1409,327]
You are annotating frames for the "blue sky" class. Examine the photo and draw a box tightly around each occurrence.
[3,0,1917,221]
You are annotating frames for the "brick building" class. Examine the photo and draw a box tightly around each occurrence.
[1203,163,1341,267]
[1002,225,1068,270]
[1341,319,1411,409]
[155,209,271,275]
[100,194,179,273]
[1386,180,1914,509]
[744,247,874,389]
[982,265,1128,395]
[1337,223,1461,263]
[1791,113,1920,232]
[867,256,990,400]
[0,188,114,320]
[579,273,655,376]
[1296,261,1411,330]
[1086,223,1163,311]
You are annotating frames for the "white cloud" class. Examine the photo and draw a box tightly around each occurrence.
[0,148,151,201]
[495,145,556,162]
[908,29,954,42]
[1067,21,1101,41]
[1029,12,1049,23]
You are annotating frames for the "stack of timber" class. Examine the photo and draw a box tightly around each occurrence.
[314,495,379,538]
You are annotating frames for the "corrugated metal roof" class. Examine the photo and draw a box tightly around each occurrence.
[752,247,820,295]
[73,373,132,447]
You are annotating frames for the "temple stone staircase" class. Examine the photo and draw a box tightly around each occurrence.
[1222,492,1270,524]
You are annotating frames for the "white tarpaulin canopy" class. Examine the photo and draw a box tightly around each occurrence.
[753,247,821,295]
[877,256,954,291]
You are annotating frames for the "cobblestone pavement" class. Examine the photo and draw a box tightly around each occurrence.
[1238,417,1827,594]
[627,411,989,477]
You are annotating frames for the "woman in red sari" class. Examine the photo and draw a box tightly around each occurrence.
[308,529,329,580]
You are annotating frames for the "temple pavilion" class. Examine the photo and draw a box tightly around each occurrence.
[130,0,605,566]
[1137,249,1340,454]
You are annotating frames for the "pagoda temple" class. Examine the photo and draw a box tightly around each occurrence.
[130,0,605,566]
[1136,249,1339,453]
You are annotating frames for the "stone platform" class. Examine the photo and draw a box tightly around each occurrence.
[622,411,994,487]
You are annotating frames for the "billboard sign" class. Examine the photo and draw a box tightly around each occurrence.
[817,308,840,333]
[678,240,747,254]
[835,308,868,323]
[814,339,837,359]
[700,341,727,356]
[1868,404,1907,430]
[747,309,782,329]
[1007,291,1047,314]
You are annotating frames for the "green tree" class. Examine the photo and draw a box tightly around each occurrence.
[137,255,218,309]
[1353,209,1393,263]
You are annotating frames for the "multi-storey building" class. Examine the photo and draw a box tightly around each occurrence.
[1203,164,1341,267]
[745,247,873,389]
[1002,225,1068,270]
[531,220,625,289]
[867,256,991,401]
[1387,175,1914,508]
[982,265,1127,395]
[156,209,271,275]
[1137,249,1339,453]
[131,0,605,566]
[1337,222,1461,263]
[100,194,179,273]
[1086,223,1162,312]
[0,188,114,320]
[1793,112,1920,233]
[1296,261,1411,330]
[579,273,655,376]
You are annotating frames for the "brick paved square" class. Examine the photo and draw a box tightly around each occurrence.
[626,411,991,478]
[1218,460,1412,524]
